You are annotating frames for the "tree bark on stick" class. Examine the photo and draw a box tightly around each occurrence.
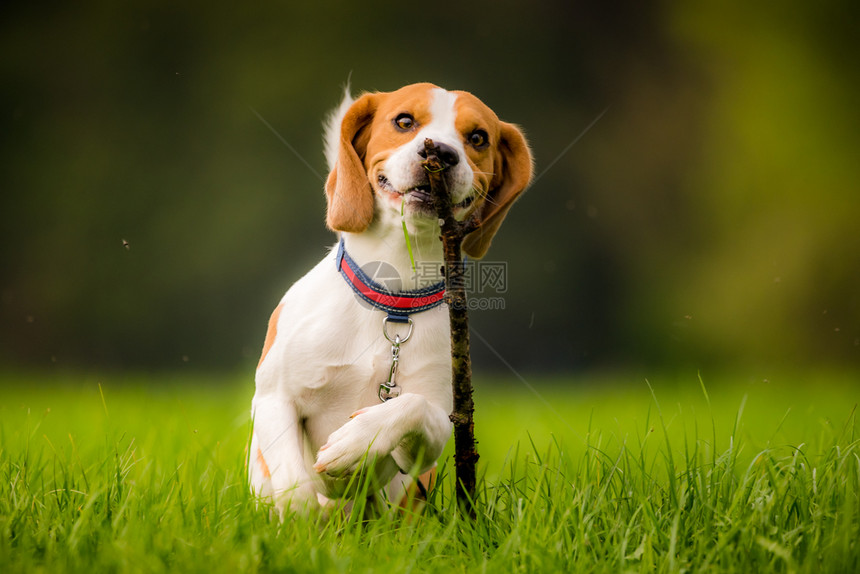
[422,138,479,516]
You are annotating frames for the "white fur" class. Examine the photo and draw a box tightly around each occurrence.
[383,88,474,205]
[251,87,485,514]
[323,85,354,172]
[250,83,531,513]
[251,249,453,511]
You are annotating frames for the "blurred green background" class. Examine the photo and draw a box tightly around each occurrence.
[2,1,858,377]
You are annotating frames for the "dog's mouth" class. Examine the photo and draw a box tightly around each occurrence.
[376,175,474,210]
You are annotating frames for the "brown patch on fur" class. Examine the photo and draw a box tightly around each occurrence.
[462,120,533,259]
[363,83,436,171]
[325,82,532,256]
[257,303,284,369]
[398,466,438,510]
[256,446,271,479]
[325,93,380,232]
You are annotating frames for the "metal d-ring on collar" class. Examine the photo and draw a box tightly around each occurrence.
[335,238,444,402]
[378,316,414,402]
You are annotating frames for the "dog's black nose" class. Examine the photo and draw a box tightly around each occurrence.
[418,142,460,168]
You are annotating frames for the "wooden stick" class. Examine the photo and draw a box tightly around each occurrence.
[421,138,479,516]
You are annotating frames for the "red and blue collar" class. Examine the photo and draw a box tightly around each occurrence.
[336,239,446,323]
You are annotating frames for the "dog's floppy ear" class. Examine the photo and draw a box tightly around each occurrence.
[325,93,380,232]
[462,122,533,259]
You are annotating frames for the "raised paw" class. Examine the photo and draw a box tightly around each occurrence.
[313,407,396,477]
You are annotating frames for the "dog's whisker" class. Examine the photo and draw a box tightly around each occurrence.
[481,194,504,208]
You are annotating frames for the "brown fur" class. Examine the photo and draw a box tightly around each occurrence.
[324,84,532,254]
[325,93,380,232]
[256,446,271,479]
[462,121,533,259]
[257,303,284,369]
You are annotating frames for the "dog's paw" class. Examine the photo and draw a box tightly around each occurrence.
[313,407,396,477]
[266,480,321,517]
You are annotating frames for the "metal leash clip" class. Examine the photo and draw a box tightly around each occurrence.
[379,317,413,402]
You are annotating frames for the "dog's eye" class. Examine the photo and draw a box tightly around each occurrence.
[394,113,415,132]
[469,129,489,149]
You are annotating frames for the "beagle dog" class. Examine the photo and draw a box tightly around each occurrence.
[250,83,532,513]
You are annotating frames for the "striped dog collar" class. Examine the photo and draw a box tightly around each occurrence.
[336,238,446,323]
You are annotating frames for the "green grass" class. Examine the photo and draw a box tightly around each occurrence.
[1,371,858,573]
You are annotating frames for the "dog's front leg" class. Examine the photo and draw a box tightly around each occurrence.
[250,393,318,513]
[313,393,452,478]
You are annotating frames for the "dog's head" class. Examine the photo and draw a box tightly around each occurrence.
[324,83,532,259]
